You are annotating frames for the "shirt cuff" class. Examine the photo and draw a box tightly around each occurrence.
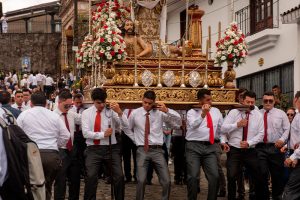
[290,154,297,161]
[95,132,105,139]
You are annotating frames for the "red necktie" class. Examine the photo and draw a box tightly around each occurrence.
[75,107,80,132]
[94,111,101,145]
[242,112,250,141]
[144,112,150,152]
[62,113,73,151]
[127,109,132,118]
[206,112,214,144]
[263,111,269,143]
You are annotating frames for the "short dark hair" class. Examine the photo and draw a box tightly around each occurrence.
[31,92,47,106]
[197,89,211,100]
[143,90,156,101]
[295,91,300,99]
[58,91,72,101]
[0,91,11,104]
[272,85,280,89]
[263,91,274,97]
[15,90,23,95]
[243,91,256,100]
[22,88,31,94]
[91,88,107,102]
[287,107,296,112]
[73,93,83,100]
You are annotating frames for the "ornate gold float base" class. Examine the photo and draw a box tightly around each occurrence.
[84,86,238,110]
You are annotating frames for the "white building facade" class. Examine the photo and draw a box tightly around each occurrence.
[166,0,300,104]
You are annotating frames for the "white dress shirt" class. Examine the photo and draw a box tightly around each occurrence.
[20,78,29,88]
[287,113,300,160]
[12,103,29,112]
[221,109,264,148]
[53,108,81,149]
[28,74,33,84]
[186,107,223,141]
[172,110,187,137]
[45,77,54,86]
[32,76,37,86]
[81,106,126,146]
[260,108,290,143]
[70,105,85,130]
[36,73,42,82]
[121,107,181,146]
[16,106,70,150]
[12,74,18,84]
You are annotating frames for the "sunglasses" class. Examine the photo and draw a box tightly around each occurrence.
[63,104,73,109]
[263,99,274,104]
[287,113,294,117]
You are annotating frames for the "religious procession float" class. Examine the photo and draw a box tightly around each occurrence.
[76,0,248,109]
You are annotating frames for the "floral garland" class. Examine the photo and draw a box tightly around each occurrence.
[76,34,94,69]
[215,22,248,67]
[93,17,127,62]
[92,0,130,31]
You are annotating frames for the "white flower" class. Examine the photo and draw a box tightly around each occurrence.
[117,54,122,59]
[107,38,112,42]
[107,54,112,60]
[221,56,226,60]
[234,49,238,53]
[108,31,112,34]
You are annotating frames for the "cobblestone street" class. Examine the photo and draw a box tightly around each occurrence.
[61,155,229,200]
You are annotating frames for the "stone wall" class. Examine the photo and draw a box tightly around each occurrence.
[0,33,61,74]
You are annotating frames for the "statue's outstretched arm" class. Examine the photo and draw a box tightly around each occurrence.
[137,37,151,57]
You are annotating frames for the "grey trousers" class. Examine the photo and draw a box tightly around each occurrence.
[136,146,170,200]
[40,151,62,200]
[83,145,124,200]
[186,141,219,200]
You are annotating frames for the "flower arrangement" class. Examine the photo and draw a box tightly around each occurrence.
[215,22,248,67]
[76,34,94,69]
[92,0,130,31]
[76,0,128,67]
[92,17,127,62]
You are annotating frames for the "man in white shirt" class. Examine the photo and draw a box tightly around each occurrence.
[12,70,18,85]
[36,72,43,91]
[257,92,290,200]
[282,91,300,200]
[53,91,81,200]
[70,93,86,177]
[185,89,223,200]
[81,88,125,200]
[11,90,27,111]
[17,92,70,200]
[20,74,29,89]
[118,90,181,200]
[22,88,31,109]
[45,74,54,98]
[221,91,267,200]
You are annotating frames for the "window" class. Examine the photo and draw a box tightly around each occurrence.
[237,62,294,106]
[250,0,274,34]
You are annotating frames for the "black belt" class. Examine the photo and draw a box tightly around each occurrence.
[39,149,59,153]
[256,143,275,148]
[138,145,162,149]
[187,140,219,145]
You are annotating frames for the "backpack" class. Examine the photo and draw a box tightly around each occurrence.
[0,108,45,200]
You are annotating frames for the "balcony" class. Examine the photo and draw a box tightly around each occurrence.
[235,0,279,37]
